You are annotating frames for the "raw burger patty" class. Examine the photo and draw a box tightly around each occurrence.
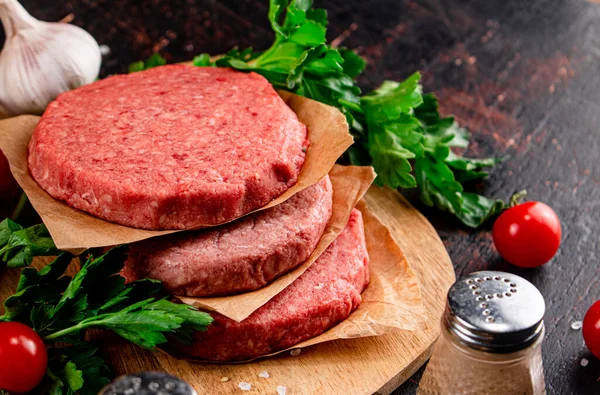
[28,65,308,229]
[173,209,369,361]
[122,176,333,297]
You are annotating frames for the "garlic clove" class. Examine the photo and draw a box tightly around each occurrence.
[0,0,101,117]
[0,0,37,37]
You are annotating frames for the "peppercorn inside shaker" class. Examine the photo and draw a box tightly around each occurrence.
[418,271,546,395]
[99,371,197,395]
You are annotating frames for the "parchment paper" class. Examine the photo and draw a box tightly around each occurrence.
[296,199,427,342]
[177,165,376,322]
[0,92,353,253]
[169,197,427,362]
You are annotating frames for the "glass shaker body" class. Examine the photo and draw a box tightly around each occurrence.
[418,271,547,395]
[418,323,545,394]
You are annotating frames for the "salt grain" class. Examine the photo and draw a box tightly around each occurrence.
[290,349,301,356]
[277,385,287,395]
[259,371,270,379]
[581,358,589,367]
[99,45,111,56]
[220,377,230,382]
[571,321,583,330]
[238,381,252,391]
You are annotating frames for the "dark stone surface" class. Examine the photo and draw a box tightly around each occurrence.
[1,0,599,393]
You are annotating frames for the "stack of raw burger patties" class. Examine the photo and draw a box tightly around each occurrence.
[28,65,370,361]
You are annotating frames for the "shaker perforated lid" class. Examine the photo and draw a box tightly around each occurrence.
[444,271,545,353]
[99,371,197,395]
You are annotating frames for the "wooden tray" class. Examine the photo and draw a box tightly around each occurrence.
[0,186,455,394]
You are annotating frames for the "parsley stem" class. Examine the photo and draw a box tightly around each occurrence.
[10,192,28,221]
[43,313,112,341]
[43,322,88,341]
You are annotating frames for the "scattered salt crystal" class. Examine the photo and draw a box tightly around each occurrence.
[99,45,111,56]
[581,358,589,367]
[571,321,583,330]
[277,385,287,395]
[238,381,252,391]
[290,349,301,356]
[220,377,230,382]
[259,371,270,379]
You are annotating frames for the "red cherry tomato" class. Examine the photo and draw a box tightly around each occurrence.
[583,300,600,359]
[0,322,48,393]
[492,202,561,268]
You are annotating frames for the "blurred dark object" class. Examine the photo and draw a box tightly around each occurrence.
[99,372,197,395]
[0,151,40,225]
[0,151,20,217]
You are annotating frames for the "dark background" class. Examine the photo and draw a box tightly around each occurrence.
[2,0,599,394]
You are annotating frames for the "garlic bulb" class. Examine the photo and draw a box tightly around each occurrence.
[0,0,101,116]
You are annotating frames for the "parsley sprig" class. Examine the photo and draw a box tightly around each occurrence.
[47,345,111,395]
[0,218,60,268]
[0,224,213,394]
[181,0,505,227]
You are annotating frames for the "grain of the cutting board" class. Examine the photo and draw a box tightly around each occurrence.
[0,186,455,394]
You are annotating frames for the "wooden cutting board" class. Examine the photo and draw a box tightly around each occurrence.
[0,186,455,394]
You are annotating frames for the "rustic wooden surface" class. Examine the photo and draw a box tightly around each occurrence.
[1,0,599,393]
[0,187,455,394]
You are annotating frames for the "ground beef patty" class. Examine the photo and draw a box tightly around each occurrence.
[28,65,308,229]
[173,209,369,361]
[122,176,333,296]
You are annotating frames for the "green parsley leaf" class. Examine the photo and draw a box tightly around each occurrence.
[0,218,22,244]
[0,220,60,268]
[415,153,465,214]
[128,53,166,73]
[64,361,84,391]
[360,73,425,188]
[49,246,129,319]
[361,73,423,124]
[367,114,424,188]
[413,94,505,227]
[47,345,111,395]
[338,48,367,78]
[0,252,72,323]
[46,296,212,349]
[415,93,470,148]
[192,53,213,66]
[414,149,504,228]
[446,151,503,183]
[268,0,288,38]
[5,245,215,347]
[456,192,505,228]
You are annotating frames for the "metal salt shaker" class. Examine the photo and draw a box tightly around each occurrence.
[99,372,197,395]
[418,271,546,395]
